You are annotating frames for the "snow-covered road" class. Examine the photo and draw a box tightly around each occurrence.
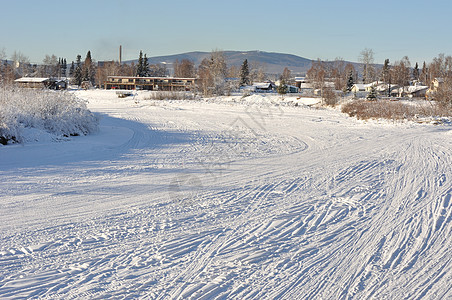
[1,91,451,299]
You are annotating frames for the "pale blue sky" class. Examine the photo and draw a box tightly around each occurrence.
[1,0,451,66]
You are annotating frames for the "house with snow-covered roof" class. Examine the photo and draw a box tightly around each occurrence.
[15,77,67,90]
[15,77,53,89]
[363,81,382,92]
[253,81,276,92]
[406,85,429,98]
[426,78,445,99]
[351,84,366,93]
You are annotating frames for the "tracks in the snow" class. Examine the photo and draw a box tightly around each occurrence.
[1,97,451,299]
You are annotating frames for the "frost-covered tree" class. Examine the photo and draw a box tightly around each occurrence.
[198,58,211,96]
[210,50,227,95]
[41,54,59,78]
[359,48,375,83]
[240,59,250,86]
[197,50,227,96]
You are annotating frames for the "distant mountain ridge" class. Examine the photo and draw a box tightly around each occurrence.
[126,50,314,75]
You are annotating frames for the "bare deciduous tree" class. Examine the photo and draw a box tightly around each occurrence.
[227,65,239,79]
[306,59,326,91]
[174,59,195,78]
[149,63,167,77]
[427,54,452,87]
[40,54,59,77]
[96,61,121,87]
[433,77,452,110]
[280,67,292,83]
[249,61,266,83]
[330,58,348,91]
[391,56,411,91]
[11,51,30,78]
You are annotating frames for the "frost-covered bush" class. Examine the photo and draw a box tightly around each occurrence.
[143,91,196,100]
[341,99,451,121]
[0,86,99,144]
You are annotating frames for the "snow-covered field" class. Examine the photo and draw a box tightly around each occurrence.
[1,90,451,299]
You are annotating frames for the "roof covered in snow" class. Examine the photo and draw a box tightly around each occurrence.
[15,77,50,83]
[352,84,366,90]
[407,85,429,93]
[253,82,274,89]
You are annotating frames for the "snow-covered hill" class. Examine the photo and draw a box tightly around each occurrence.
[126,50,314,74]
[0,90,451,299]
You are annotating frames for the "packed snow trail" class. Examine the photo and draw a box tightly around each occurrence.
[0,90,451,299]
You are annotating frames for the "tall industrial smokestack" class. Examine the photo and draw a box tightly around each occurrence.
[119,45,122,65]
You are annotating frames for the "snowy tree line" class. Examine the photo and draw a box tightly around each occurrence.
[0,48,268,96]
[304,49,452,109]
[0,47,451,108]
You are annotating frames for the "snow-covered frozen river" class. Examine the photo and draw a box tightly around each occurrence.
[1,90,451,299]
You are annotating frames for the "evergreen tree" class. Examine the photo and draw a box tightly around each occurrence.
[62,58,67,77]
[277,79,288,95]
[143,53,149,77]
[413,62,419,81]
[58,57,62,78]
[381,59,390,82]
[239,59,250,86]
[366,85,378,100]
[421,61,428,84]
[136,51,144,77]
[82,51,95,84]
[74,55,82,86]
[345,70,354,92]
[69,61,75,77]
[85,51,92,62]
[82,67,89,82]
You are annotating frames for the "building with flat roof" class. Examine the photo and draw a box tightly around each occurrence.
[104,76,196,91]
